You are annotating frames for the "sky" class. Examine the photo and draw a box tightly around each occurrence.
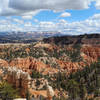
[0,0,100,35]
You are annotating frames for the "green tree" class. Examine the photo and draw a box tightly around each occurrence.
[0,81,20,100]
[67,79,80,100]
[80,84,87,100]
[31,70,42,79]
[26,90,31,100]
[94,89,100,97]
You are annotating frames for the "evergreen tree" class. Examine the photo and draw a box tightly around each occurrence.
[0,81,20,100]
[67,79,80,100]
[26,90,31,100]
[80,84,87,100]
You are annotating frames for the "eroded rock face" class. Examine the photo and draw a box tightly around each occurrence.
[0,57,58,75]
[0,45,100,75]
[57,60,83,74]
[9,57,48,72]
[81,45,100,62]
[0,59,8,67]
[7,57,59,75]
[56,45,100,74]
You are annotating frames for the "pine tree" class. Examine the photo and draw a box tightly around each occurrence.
[0,81,20,100]
[26,90,31,100]
[67,79,80,100]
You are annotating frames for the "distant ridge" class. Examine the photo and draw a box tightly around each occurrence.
[0,31,63,43]
[43,33,100,45]
[0,32,100,44]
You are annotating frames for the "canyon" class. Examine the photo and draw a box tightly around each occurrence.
[0,34,100,99]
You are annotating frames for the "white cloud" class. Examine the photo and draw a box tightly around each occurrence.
[0,13,100,35]
[59,19,67,23]
[60,12,71,17]
[13,19,24,24]
[21,10,40,19]
[24,22,32,27]
[39,22,56,29]
[90,13,100,19]
[22,15,33,20]
[0,0,94,16]
[9,0,90,11]
[33,19,39,23]
[95,0,100,9]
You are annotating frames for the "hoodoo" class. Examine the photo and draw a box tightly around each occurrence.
[46,82,55,100]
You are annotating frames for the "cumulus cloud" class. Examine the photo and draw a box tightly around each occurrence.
[0,0,22,16]
[91,13,100,19]
[60,12,71,17]
[1,13,100,35]
[22,10,40,19]
[39,22,56,30]
[13,19,24,24]
[95,0,100,9]
[22,16,33,20]
[33,19,39,23]
[0,0,95,16]
[59,19,67,23]
[24,22,32,27]
[9,0,90,11]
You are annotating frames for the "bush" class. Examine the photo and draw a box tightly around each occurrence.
[0,81,20,100]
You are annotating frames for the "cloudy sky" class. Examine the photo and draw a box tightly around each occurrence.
[0,0,100,35]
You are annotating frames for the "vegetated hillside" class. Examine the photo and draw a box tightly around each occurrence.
[0,33,100,100]
[43,33,100,45]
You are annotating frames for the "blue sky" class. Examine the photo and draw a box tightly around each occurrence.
[34,2,98,22]
[0,0,100,35]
